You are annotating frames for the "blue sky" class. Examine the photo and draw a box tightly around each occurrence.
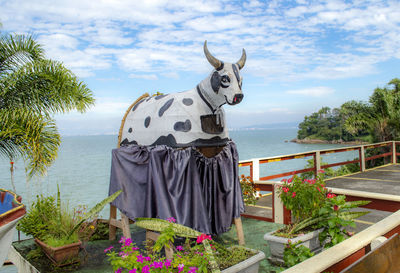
[1,0,400,135]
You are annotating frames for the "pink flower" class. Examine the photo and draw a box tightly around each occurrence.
[115,269,122,273]
[196,234,212,244]
[144,256,151,261]
[282,187,289,193]
[124,238,132,247]
[129,270,137,273]
[151,261,163,268]
[188,267,198,273]
[141,266,150,273]
[318,169,325,173]
[327,193,336,198]
[164,259,171,268]
[137,254,145,263]
[119,237,126,243]
[288,178,293,183]
[291,192,296,198]
[178,264,184,273]
[307,179,316,184]
[334,205,339,211]
[167,217,176,223]
[119,252,128,258]
[104,246,114,253]
[176,245,184,251]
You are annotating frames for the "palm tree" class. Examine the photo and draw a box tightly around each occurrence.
[343,79,400,142]
[0,34,95,179]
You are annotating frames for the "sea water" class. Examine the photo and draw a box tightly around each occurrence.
[0,128,358,217]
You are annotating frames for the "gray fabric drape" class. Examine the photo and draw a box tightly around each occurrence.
[109,141,244,235]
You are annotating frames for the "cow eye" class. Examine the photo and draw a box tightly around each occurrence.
[221,75,230,83]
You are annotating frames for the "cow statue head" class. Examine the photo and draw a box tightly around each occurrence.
[198,41,246,111]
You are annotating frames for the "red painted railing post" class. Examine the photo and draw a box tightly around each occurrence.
[314,151,321,178]
[313,153,317,178]
[283,207,291,225]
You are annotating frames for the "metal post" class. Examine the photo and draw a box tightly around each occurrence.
[314,151,321,177]
[393,141,397,164]
[360,146,366,172]
[251,159,260,181]
[274,184,284,224]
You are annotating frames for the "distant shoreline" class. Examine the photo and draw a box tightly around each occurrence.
[290,138,369,145]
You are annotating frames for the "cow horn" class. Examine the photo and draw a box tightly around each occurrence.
[204,41,222,69]
[236,48,246,69]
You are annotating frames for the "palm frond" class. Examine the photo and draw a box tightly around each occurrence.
[1,59,95,114]
[0,108,60,178]
[0,34,44,75]
[0,33,95,180]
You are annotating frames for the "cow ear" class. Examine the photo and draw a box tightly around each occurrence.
[211,71,221,93]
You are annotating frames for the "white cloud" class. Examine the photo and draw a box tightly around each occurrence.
[2,1,400,122]
[286,87,334,97]
[161,72,180,79]
[2,0,398,82]
[86,97,131,116]
[94,25,134,46]
[129,74,158,80]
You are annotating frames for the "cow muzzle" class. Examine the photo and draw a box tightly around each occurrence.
[231,93,243,105]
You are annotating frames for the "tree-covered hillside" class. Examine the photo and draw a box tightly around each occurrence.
[297,78,400,143]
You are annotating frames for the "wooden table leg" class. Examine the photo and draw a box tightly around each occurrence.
[234,217,245,245]
[146,230,174,260]
[109,205,117,240]
[121,212,131,238]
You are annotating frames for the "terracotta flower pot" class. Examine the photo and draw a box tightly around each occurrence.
[35,238,81,265]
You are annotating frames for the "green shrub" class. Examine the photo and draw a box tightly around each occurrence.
[18,189,122,247]
[283,241,314,267]
[17,195,57,239]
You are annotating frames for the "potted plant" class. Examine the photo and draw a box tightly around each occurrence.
[264,172,369,265]
[239,175,261,206]
[105,217,265,273]
[18,188,121,265]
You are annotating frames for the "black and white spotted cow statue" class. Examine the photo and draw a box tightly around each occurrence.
[120,41,246,148]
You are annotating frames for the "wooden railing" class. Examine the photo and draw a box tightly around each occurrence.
[239,140,400,183]
[238,141,400,272]
[239,141,400,224]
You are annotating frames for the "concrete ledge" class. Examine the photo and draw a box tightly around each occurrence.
[282,209,400,273]
[8,245,40,273]
[253,180,280,186]
[328,187,400,202]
